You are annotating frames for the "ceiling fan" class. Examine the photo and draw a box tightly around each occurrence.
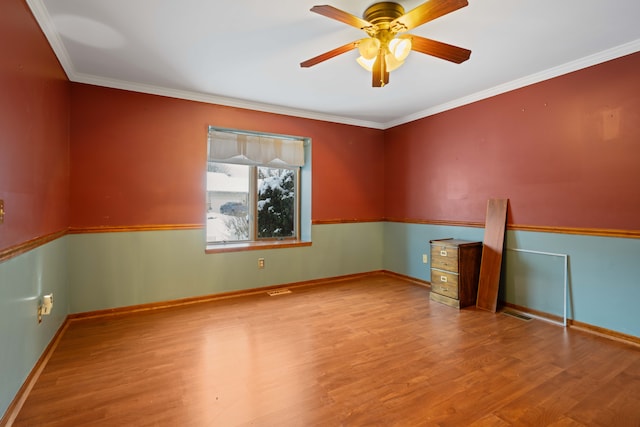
[300,0,471,87]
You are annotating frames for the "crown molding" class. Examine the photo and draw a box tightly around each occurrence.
[26,0,73,80]
[25,0,384,130]
[384,38,640,129]
[26,0,640,130]
[69,38,640,130]
[70,73,386,130]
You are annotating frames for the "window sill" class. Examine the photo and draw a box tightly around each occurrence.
[205,239,311,254]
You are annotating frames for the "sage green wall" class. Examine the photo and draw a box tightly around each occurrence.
[0,238,69,418]
[383,221,640,338]
[383,222,485,283]
[67,223,384,313]
[2,222,383,417]
[4,221,639,420]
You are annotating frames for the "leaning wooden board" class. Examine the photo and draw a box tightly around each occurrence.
[476,199,508,312]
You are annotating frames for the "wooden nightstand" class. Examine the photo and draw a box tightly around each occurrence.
[429,238,482,308]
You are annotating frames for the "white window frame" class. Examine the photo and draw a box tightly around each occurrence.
[206,127,311,251]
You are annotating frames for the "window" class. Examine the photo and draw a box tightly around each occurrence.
[206,127,306,246]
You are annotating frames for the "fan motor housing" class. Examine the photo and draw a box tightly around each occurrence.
[363,2,405,26]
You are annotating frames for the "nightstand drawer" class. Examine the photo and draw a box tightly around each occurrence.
[431,269,459,287]
[430,282,459,299]
[430,245,459,271]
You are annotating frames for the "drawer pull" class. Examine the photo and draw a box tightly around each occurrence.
[440,276,447,283]
[440,250,448,256]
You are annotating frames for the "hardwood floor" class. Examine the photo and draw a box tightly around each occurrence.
[11,274,640,426]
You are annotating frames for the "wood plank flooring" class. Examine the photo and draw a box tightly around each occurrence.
[11,274,640,426]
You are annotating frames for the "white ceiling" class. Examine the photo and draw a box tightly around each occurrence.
[28,0,640,129]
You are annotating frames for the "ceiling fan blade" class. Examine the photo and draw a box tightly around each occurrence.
[371,53,389,87]
[405,35,471,64]
[300,41,358,68]
[310,5,373,31]
[391,0,468,32]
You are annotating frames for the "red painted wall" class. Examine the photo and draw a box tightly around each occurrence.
[385,52,640,230]
[70,85,385,227]
[4,0,639,243]
[0,0,70,251]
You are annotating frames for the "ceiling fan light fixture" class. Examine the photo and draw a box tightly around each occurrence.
[358,37,381,60]
[302,1,471,87]
[384,53,404,72]
[356,55,376,71]
[389,37,411,61]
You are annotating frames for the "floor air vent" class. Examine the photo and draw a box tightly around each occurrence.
[502,310,533,321]
[266,288,291,296]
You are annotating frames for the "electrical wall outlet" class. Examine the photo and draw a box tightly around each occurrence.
[258,258,265,269]
[42,293,53,315]
[422,254,428,264]
[37,293,54,323]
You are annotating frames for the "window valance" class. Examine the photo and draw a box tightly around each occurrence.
[208,128,305,167]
